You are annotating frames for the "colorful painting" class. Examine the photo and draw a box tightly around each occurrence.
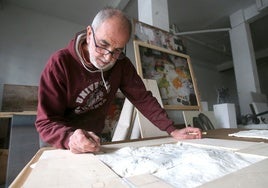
[134,40,200,110]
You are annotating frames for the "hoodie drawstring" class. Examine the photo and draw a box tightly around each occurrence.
[100,69,108,91]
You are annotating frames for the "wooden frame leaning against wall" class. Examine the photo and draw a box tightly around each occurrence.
[134,40,201,110]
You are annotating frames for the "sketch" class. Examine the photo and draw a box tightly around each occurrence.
[134,40,200,110]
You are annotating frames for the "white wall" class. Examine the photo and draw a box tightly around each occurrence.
[191,59,223,110]
[0,4,84,108]
[0,3,234,124]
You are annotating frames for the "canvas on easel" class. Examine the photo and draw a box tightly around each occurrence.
[136,79,169,138]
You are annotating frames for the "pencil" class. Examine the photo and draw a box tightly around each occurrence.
[188,131,207,135]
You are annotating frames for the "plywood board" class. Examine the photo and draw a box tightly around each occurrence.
[126,174,173,188]
[11,137,268,188]
[22,150,126,188]
[136,79,168,138]
[237,142,268,157]
[2,84,38,112]
[199,158,268,188]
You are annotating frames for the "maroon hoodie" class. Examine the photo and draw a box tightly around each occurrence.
[35,31,175,149]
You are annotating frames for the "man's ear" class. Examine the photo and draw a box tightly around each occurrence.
[86,26,92,43]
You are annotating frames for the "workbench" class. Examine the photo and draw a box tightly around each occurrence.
[9,129,268,188]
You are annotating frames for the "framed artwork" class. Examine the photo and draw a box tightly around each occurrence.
[134,40,200,110]
[133,19,186,54]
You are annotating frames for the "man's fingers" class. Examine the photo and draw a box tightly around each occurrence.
[88,132,100,146]
[68,129,100,153]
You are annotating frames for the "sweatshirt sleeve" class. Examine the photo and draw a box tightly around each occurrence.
[119,60,176,134]
[35,54,74,149]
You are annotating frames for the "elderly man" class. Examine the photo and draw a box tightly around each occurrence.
[36,7,202,154]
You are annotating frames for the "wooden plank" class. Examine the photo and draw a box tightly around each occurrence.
[0,112,13,118]
[2,84,38,112]
[14,111,37,115]
[10,137,268,188]
[204,128,268,143]
[0,111,37,118]
[9,148,54,188]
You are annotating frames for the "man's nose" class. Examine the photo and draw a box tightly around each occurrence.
[104,52,113,61]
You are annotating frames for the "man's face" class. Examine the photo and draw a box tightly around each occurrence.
[87,18,130,71]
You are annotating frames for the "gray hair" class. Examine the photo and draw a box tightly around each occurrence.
[91,7,132,37]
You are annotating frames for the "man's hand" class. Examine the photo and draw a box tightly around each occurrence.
[170,127,202,140]
[68,129,101,154]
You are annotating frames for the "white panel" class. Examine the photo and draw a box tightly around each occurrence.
[213,103,237,128]
[112,98,134,141]
[137,79,168,138]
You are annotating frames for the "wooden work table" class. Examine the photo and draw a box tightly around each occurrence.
[9,128,268,188]
[203,128,268,143]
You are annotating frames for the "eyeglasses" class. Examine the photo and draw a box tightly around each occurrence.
[90,26,125,60]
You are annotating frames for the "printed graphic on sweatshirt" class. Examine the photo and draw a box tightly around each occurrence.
[75,81,110,114]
